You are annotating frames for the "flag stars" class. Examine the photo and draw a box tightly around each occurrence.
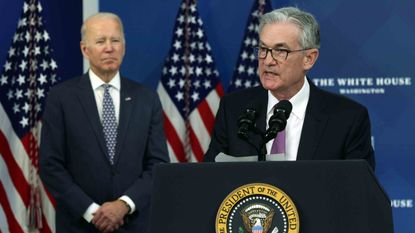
[25,31,31,42]
[35,103,42,113]
[23,46,30,56]
[197,18,203,26]
[24,89,33,98]
[205,54,213,64]
[13,33,20,43]
[30,60,38,71]
[8,48,15,57]
[205,68,212,76]
[43,45,50,55]
[244,80,252,88]
[7,90,14,99]
[1,75,7,85]
[37,2,43,12]
[177,15,184,23]
[15,89,23,99]
[175,27,183,37]
[197,55,203,63]
[17,75,26,85]
[30,17,37,26]
[196,29,203,38]
[195,67,203,76]
[13,104,20,113]
[188,54,195,63]
[175,91,184,101]
[35,31,42,42]
[198,42,204,50]
[171,53,180,63]
[173,40,182,50]
[37,88,45,99]
[241,51,248,60]
[29,3,37,12]
[203,80,211,89]
[20,117,29,128]
[190,4,196,13]
[238,65,245,74]
[22,102,30,113]
[178,79,185,88]
[43,30,50,41]
[23,2,29,13]
[244,38,251,46]
[190,42,196,50]
[234,79,242,87]
[193,80,201,89]
[40,59,49,70]
[19,60,28,71]
[50,59,57,70]
[18,18,27,28]
[4,61,12,71]
[38,74,47,85]
[169,66,178,76]
[191,92,199,102]
[167,78,175,88]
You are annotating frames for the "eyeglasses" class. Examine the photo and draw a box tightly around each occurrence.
[255,46,312,62]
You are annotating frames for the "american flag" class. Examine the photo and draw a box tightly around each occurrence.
[157,0,224,162]
[0,0,57,232]
[228,0,272,92]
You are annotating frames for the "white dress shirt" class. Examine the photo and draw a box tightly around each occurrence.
[82,69,136,222]
[265,77,310,161]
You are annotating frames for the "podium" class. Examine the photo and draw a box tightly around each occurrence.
[149,160,393,233]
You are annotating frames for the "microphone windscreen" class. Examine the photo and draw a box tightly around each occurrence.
[274,100,292,119]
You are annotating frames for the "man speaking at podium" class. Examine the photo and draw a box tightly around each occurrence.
[204,7,375,169]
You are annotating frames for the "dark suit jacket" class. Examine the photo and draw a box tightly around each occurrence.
[204,81,375,169]
[39,74,169,232]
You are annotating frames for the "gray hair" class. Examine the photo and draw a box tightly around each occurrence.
[259,7,320,49]
[81,12,125,43]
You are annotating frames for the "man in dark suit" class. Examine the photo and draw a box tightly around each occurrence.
[204,7,375,169]
[39,13,169,232]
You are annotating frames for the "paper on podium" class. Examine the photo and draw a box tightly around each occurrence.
[215,152,286,162]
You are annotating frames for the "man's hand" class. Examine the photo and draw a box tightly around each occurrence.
[91,200,130,233]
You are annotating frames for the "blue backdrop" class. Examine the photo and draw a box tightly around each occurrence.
[1,0,413,232]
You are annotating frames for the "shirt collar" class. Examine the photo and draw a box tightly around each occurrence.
[88,69,121,91]
[267,77,310,120]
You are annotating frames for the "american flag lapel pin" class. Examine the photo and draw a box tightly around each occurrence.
[125,97,131,101]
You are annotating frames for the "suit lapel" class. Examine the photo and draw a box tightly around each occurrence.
[76,74,109,161]
[113,78,133,165]
[297,83,329,160]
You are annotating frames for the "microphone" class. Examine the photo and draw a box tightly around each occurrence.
[237,108,257,140]
[264,100,292,142]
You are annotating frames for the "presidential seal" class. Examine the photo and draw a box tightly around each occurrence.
[216,183,299,233]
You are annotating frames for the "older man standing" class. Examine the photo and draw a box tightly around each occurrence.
[40,13,169,232]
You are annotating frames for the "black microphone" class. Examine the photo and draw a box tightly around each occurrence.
[237,108,257,140]
[264,100,292,142]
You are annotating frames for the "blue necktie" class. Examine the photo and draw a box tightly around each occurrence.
[102,84,117,164]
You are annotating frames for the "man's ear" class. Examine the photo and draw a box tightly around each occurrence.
[80,41,89,59]
[303,48,319,71]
